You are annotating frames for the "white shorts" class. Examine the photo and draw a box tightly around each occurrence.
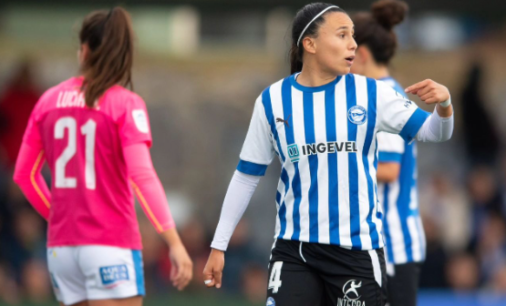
[47,245,145,305]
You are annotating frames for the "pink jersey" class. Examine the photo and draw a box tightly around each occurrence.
[21,77,161,249]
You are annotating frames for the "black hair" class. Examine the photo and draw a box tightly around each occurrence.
[290,3,346,74]
[352,0,408,65]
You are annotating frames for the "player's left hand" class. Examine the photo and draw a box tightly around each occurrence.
[405,79,450,104]
[169,244,193,291]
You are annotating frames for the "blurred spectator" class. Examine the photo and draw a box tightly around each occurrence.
[476,214,506,284]
[222,219,264,294]
[419,215,449,288]
[0,59,40,168]
[467,166,503,251]
[0,263,19,304]
[21,260,51,302]
[446,253,479,291]
[490,264,506,293]
[419,173,471,252]
[460,63,501,166]
[241,264,267,303]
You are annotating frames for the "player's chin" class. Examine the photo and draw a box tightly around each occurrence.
[335,66,351,76]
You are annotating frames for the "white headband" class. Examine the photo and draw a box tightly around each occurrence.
[297,5,340,47]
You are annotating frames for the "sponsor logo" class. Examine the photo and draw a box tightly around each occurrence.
[100,265,129,286]
[287,143,300,163]
[348,106,367,125]
[132,110,149,133]
[266,297,276,306]
[301,142,357,155]
[338,279,365,306]
[276,114,292,128]
[286,141,358,163]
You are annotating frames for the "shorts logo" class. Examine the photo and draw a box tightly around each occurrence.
[348,106,367,125]
[266,297,276,306]
[100,265,129,286]
[287,144,300,163]
[343,279,362,300]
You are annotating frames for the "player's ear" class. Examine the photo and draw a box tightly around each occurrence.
[356,45,370,63]
[302,37,317,55]
[78,43,91,64]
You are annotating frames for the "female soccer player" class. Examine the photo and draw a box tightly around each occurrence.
[13,7,192,306]
[204,2,453,305]
[351,1,427,305]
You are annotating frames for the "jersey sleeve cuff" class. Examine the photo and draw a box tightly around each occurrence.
[399,108,430,143]
[378,152,402,163]
[236,160,268,176]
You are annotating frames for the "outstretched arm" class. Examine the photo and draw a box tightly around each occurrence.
[405,79,454,142]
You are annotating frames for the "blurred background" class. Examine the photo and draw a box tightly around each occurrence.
[0,0,506,305]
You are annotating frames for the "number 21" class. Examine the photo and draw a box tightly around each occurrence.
[54,117,96,189]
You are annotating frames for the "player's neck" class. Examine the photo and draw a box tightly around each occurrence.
[363,64,390,80]
[296,66,338,88]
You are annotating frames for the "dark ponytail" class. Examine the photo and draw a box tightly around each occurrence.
[290,3,346,74]
[79,7,134,107]
[353,0,408,64]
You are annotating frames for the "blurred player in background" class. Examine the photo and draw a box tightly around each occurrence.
[13,7,192,306]
[203,2,453,305]
[351,1,427,305]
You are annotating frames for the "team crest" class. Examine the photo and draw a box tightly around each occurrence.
[347,106,367,125]
[266,297,276,306]
[287,144,300,163]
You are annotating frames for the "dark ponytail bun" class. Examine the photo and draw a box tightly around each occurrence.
[371,0,408,31]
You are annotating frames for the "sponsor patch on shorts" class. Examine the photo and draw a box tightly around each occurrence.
[99,265,129,285]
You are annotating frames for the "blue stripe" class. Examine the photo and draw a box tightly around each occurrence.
[276,191,281,206]
[383,185,395,262]
[363,78,380,249]
[325,83,340,245]
[378,152,402,163]
[397,142,416,262]
[261,87,285,162]
[399,108,430,142]
[303,91,319,243]
[345,74,362,250]
[374,139,381,223]
[237,160,268,176]
[131,250,145,296]
[278,169,289,238]
[281,78,302,241]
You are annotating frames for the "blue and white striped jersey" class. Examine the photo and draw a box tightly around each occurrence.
[377,77,426,263]
[237,73,429,251]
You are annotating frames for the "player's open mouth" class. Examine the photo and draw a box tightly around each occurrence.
[345,56,355,65]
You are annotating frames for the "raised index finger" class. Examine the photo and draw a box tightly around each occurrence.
[405,79,431,94]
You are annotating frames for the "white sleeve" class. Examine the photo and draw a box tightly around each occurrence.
[376,80,431,142]
[416,108,454,142]
[236,95,276,176]
[210,171,260,251]
[377,132,405,164]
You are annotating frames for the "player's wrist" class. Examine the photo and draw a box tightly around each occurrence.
[160,227,184,248]
[439,96,451,108]
[211,248,225,255]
